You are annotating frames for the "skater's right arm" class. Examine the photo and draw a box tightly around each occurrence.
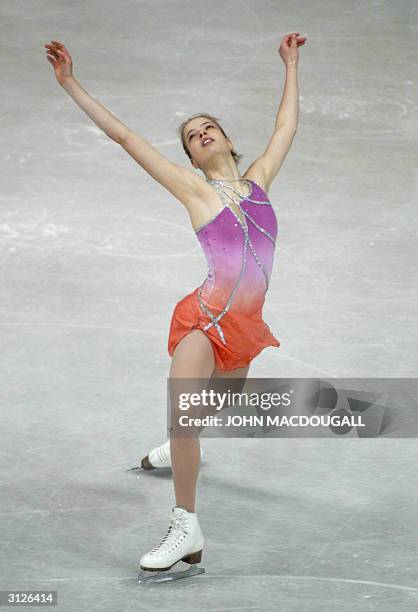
[44,40,203,208]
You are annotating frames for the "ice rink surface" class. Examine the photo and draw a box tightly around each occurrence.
[1,0,417,610]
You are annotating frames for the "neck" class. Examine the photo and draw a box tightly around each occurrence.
[201,156,242,182]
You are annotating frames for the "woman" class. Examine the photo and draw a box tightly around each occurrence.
[45,31,306,582]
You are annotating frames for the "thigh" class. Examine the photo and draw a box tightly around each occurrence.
[212,364,250,379]
[169,329,216,436]
[210,364,250,402]
[169,328,215,379]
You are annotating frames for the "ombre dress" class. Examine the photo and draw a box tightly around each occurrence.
[168,178,280,372]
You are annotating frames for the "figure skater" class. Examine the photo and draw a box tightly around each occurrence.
[45,31,306,583]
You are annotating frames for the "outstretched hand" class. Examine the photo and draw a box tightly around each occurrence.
[44,40,74,85]
[278,32,307,66]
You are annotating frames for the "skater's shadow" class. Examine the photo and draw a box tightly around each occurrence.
[129,467,172,480]
[127,459,207,481]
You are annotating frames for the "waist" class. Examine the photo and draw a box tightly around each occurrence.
[198,277,268,314]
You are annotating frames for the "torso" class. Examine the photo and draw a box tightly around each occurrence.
[186,173,268,233]
[194,178,278,324]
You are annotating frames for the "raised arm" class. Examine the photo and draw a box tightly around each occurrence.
[244,33,307,192]
[44,40,201,207]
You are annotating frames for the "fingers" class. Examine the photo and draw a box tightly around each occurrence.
[44,41,68,57]
[46,50,61,63]
[283,32,299,41]
[45,43,58,52]
[45,43,62,51]
[282,32,307,44]
[51,40,68,53]
[44,41,68,64]
[45,45,59,57]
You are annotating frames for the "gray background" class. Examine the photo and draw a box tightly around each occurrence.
[1,1,417,610]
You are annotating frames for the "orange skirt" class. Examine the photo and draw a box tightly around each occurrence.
[167,287,280,373]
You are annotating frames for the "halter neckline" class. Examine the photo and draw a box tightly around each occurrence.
[206,178,252,199]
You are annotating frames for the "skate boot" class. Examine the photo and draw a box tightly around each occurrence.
[127,439,203,472]
[138,506,205,584]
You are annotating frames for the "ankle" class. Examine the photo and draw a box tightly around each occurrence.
[175,504,195,513]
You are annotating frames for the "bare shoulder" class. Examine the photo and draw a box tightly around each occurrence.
[242,159,271,194]
[176,158,273,203]
[173,164,214,209]
[175,165,209,197]
[166,164,221,232]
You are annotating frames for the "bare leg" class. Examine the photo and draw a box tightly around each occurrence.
[205,363,251,417]
[211,363,250,381]
[169,329,215,513]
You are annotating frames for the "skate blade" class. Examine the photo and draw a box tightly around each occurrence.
[126,465,143,472]
[137,564,205,584]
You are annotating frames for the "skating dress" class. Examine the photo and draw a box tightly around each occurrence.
[168,178,280,372]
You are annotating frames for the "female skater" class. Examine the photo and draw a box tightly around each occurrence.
[45,32,306,582]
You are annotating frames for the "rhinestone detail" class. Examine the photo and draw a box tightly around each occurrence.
[243,209,275,244]
[197,179,275,346]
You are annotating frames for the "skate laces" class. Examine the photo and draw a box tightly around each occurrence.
[149,514,188,554]
[158,441,170,463]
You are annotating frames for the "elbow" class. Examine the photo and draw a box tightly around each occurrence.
[117,129,130,145]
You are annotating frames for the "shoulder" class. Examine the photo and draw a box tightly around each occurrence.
[242,159,271,194]
[174,164,213,202]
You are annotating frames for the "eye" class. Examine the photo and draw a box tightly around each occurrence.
[188,124,214,141]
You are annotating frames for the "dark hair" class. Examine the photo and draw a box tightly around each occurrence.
[177,112,243,166]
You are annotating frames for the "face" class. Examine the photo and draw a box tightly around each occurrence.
[183,117,232,168]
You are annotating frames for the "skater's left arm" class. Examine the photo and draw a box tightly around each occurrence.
[246,33,307,192]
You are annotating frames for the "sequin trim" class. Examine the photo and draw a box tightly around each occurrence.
[197,179,275,346]
[243,210,275,244]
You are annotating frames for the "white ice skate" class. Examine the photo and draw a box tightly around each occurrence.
[138,506,205,584]
[127,439,203,473]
